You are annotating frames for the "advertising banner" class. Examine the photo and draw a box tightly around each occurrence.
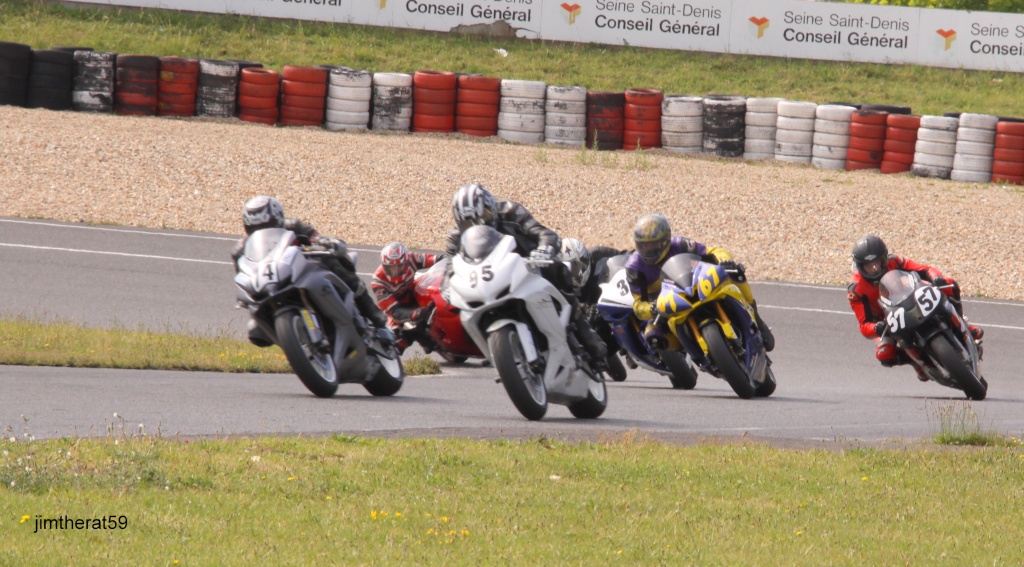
[362,0,540,38]
[917,8,1024,72]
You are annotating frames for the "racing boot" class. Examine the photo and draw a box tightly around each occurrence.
[575,314,608,369]
[751,302,775,352]
[355,287,389,330]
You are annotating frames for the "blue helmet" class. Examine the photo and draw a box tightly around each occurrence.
[633,214,671,265]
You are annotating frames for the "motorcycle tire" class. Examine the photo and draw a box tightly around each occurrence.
[489,327,547,420]
[661,350,698,390]
[928,335,987,401]
[363,344,405,397]
[702,323,755,399]
[275,311,339,398]
[756,364,777,397]
[605,353,628,382]
[568,375,608,419]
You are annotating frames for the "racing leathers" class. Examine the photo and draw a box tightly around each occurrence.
[370,251,439,353]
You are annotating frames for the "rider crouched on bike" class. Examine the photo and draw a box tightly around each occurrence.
[231,196,389,346]
[848,234,983,380]
[625,214,775,353]
[370,242,439,354]
[442,183,608,366]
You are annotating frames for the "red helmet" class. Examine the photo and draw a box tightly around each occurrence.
[380,242,415,286]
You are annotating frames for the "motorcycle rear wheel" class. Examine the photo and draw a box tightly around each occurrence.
[605,352,628,382]
[661,350,698,390]
[364,345,405,396]
[755,364,777,397]
[275,311,339,398]
[489,327,548,420]
[929,335,987,400]
[702,323,755,399]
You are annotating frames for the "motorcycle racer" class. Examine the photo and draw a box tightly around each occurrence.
[371,242,440,354]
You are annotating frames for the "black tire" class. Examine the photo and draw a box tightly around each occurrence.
[702,323,755,399]
[605,352,628,382]
[488,327,547,420]
[755,365,777,397]
[929,335,986,401]
[661,350,698,390]
[568,377,608,419]
[275,310,339,398]
[363,346,405,397]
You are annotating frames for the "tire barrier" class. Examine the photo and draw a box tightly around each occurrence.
[586,91,625,151]
[774,100,815,164]
[544,85,587,147]
[455,74,500,137]
[279,65,327,127]
[227,60,263,117]
[662,95,704,154]
[742,97,782,160]
[950,113,997,183]
[238,67,280,125]
[0,41,32,107]
[114,54,159,116]
[196,59,239,118]
[880,114,920,174]
[622,88,662,151]
[72,50,115,112]
[412,69,456,133]
[157,56,199,118]
[325,67,371,131]
[912,115,959,179]
[992,121,1024,185]
[845,109,888,171]
[497,79,546,145]
[372,72,413,132]
[811,104,855,170]
[703,95,745,158]
[26,49,74,111]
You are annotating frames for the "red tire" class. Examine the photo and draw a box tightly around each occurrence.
[992,173,1024,184]
[159,81,197,95]
[281,65,327,83]
[239,81,279,98]
[886,114,920,129]
[624,118,661,132]
[280,118,322,127]
[456,102,499,118]
[238,105,279,119]
[625,103,661,120]
[880,160,912,174]
[281,79,327,98]
[848,136,886,152]
[587,117,625,131]
[414,101,455,116]
[457,75,500,91]
[883,138,916,153]
[587,105,625,119]
[413,114,455,130]
[846,148,884,163]
[158,92,196,105]
[413,69,457,90]
[849,123,886,139]
[238,95,278,109]
[885,126,918,143]
[280,94,325,110]
[457,128,498,137]
[159,56,200,74]
[114,104,157,116]
[117,67,159,82]
[845,159,880,171]
[280,105,324,121]
[414,86,456,104]
[240,113,278,125]
[117,81,158,96]
[851,110,889,125]
[624,88,664,106]
[882,151,914,165]
[455,115,499,130]
[991,160,1024,176]
[242,67,280,85]
[157,103,195,116]
[996,121,1024,136]
[623,130,662,149]
[994,133,1024,150]
[114,92,158,106]
[158,70,198,85]
[993,147,1024,162]
[457,88,501,105]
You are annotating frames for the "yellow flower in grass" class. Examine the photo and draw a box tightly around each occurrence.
[20,515,29,524]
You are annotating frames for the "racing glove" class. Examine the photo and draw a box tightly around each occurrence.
[874,321,887,337]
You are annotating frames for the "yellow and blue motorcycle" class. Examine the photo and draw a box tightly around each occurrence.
[654,253,776,399]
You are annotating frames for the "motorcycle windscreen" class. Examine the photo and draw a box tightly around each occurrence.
[878,270,918,307]
[415,257,448,296]
[459,225,504,265]
[660,253,701,293]
[244,227,292,261]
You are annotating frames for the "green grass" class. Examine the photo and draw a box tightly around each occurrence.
[2,432,1023,564]
[4,0,1024,116]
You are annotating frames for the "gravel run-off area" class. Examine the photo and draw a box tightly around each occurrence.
[2,106,1022,301]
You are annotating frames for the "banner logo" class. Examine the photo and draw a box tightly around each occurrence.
[561,3,581,25]
[936,28,956,51]
[749,16,769,39]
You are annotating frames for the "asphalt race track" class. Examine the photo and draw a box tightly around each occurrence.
[2,217,1022,444]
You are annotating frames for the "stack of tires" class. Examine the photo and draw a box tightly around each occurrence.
[623,88,662,150]
[811,104,856,170]
[880,114,920,174]
[157,56,198,118]
[497,79,546,145]
[0,41,31,107]
[72,50,115,112]
[237,67,281,126]
[196,59,239,118]
[743,97,782,160]
[845,110,888,171]
[703,95,745,158]
[412,70,456,133]
[325,68,372,131]
[661,95,703,153]
[280,65,327,127]
[774,100,816,164]
[950,113,998,183]
[114,54,160,116]
[911,115,959,179]
[544,85,587,147]
[372,72,413,132]
[229,60,263,117]
[26,49,74,110]
[585,91,625,150]
[992,121,1024,184]
[455,75,500,137]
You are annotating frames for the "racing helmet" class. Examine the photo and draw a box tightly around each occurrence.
[633,214,672,265]
[242,196,284,235]
[380,242,415,286]
[852,234,889,283]
[561,238,592,288]
[452,183,497,232]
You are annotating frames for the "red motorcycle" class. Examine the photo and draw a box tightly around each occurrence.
[407,258,484,363]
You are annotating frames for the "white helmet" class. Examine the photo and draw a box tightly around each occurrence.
[242,196,284,235]
[452,183,496,231]
[561,238,591,288]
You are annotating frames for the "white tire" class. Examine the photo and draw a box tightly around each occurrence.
[919,115,958,131]
[663,116,704,132]
[500,79,546,99]
[744,125,776,140]
[777,116,815,132]
[498,112,545,132]
[744,112,777,127]
[777,100,818,119]
[326,97,370,112]
[950,169,992,183]
[374,85,412,99]
[500,96,545,115]
[373,72,413,87]
[546,85,586,102]
[776,128,814,144]
[745,97,784,113]
[744,139,776,153]
[775,142,812,157]
[545,138,585,147]
[958,113,998,130]
[813,132,851,148]
[776,154,812,164]
[816,104,856,121]
[914,151,955,168]
[664,145,704,154]
[814,118,851,136]
[662,96,703,117]
[546,112,586,127]
[371,116,411,130]
[812,144,848,160]
[325,121,368,131]
[544,125,586,140]
[662,131,703,147]
[498,129,545,144]
[917,127,957,144]
[955,140,995,157]
[329,68,372,87]
[544,99,585,114]
[703,96,745,111]
[912,164,952,179]
[199,59,237,77]
[743,152,776,160]
[373,105,412,119]
[325,109,369,125]
[957,127,997,144]
[328,84,371,101]
[72,90,113,103]
[812,156,847,170]
[915,140,956,156]
[952,154,994,172]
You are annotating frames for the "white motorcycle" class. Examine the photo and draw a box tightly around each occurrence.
[446,225,608,421]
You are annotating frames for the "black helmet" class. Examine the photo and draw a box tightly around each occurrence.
[452,183,497,232]
[633,214,672,265]
[242,196,285,235]
[852,235,889,283]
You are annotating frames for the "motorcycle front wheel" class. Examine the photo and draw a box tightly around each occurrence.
[702,323,755,399]
[929,335,987,401]
[605,352,628,382]
[568,375,608,419]
[364,344,405,397]
[275,310,339,398]
[489,327,548,421]
[660,349,698,390]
